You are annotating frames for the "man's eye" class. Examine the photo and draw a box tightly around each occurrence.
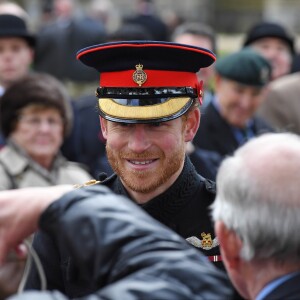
[150,122,161,127]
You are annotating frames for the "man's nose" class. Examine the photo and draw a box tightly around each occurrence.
[38,120,54,131]
[239,94,252,109]
[128,125,151,153]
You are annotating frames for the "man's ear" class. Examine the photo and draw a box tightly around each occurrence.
[99,116,108,139]
[184,108,200,142]
[215,221,243,271]
[215,221,249,299]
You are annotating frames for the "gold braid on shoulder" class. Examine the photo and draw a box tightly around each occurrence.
[73,179,101,189]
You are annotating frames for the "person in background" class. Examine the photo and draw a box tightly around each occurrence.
[33,0,107,97]
[212,132,300,300]
[0,13,34,97]
[124,0,169,41]
[86,0,121,34]
[171,21,222,180]
[243,21,295,81]
[0,12,35,148]
[0,72,92,299]
[0,184,232,300]
[194,48,274,160]
[0,72,92,189]
[172,21,217,109]
[257,71,300,135]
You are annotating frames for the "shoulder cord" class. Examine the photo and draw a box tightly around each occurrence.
[0,160,18,189]
[18,238,47,293]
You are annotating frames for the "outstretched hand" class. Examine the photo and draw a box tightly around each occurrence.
[0,185,73,264]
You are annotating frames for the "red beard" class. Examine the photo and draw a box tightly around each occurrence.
[106,145,185,193]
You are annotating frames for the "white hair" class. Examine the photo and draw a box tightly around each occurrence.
[0,1,29,20]
[211,132,300,263]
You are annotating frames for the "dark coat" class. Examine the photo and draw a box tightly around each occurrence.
[24,181,232,299]
[101,156,222,265]
[189,146,222,181]
[25,157,231,296]
[263,273,300,300]
[193,102,274,157]
[61,95,111,178]
[34,17,106,82]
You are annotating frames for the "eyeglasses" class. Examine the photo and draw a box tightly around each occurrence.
[18,115,63,129]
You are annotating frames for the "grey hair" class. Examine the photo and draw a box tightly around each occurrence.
[211,133,300,263]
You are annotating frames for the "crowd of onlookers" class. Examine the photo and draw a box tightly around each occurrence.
[1,0,299,183]
[0,0,300,299]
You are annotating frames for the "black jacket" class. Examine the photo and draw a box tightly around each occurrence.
[100,156,222,265]
[34,17,106,82]
[22,185,232,299]
[263,272,300,300]
[189,146,222,180]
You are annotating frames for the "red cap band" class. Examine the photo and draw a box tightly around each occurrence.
[100,70,199,88]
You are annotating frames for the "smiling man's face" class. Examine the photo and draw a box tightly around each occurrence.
[100,110,198,203]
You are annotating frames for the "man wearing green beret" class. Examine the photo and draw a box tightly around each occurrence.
[193,48,274,158]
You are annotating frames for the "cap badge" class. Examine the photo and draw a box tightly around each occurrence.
[260,67,270,84]
[133,64,147,86]
[186,232,219,250]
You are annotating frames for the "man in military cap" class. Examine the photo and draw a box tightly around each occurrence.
[24,41,234,296]
[193,47,274,159]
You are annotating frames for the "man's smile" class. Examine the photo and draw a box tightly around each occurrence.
[128,159,157,165]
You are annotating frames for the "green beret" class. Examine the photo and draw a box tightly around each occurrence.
[215,48,271,86]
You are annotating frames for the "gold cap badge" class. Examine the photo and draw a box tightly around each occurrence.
[133,64,147,86]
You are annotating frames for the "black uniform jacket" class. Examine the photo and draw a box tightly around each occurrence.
[25,157,230,295]
[100,156,221,264]
[193,102,274,157]
[24,183,232,299]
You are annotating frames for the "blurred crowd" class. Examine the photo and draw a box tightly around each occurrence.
[1,0,298,181]
[0,0,300,298]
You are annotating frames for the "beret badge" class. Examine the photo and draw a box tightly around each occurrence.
[260,67,270,84]
[133,64,147,86]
